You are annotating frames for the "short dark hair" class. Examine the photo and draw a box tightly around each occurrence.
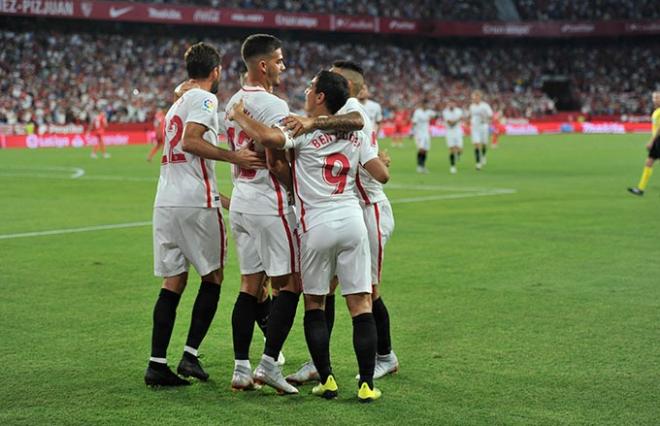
[332,60,364,76]
[314,70,349,115]
[241,34,282,63]
[184,42,221,79]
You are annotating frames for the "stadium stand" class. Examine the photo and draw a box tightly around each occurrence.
[1,22,657,127]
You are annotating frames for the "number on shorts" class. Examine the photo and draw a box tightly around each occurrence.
[161,115,186,164]
[323,153,350,195]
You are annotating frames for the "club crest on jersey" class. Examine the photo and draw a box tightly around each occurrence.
[202,98,216,113]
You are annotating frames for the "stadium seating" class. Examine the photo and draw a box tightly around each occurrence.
[0,28,657,126]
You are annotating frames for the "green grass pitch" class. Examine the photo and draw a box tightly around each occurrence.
[1,134,659,425]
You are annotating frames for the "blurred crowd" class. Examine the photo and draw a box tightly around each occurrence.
[1,29,658,126]
[514,0,660,21]
[132,0,660,20]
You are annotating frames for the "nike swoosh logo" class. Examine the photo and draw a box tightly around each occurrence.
[109,6,133,18]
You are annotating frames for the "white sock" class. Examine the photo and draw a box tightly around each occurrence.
[235,359,251,369]
[183,346,198,357]
[149,357,167,364]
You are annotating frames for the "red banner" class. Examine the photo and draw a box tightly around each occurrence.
[0,131,152,149]
[0,1,657,37]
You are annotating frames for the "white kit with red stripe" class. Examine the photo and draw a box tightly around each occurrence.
[337,98,387,206]
[291,127,377,233]
[224,85,292,217]
[154,88,221,208]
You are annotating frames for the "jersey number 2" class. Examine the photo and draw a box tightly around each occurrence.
[227,127,256,179]
[323,153,350,195]
[161,115,186,164]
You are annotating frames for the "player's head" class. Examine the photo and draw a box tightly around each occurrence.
[357,84,369,101]
[330,60,364,98]
[653,91,660,108]
[184,42,222,94]
[471,90,483,103]
[304,70,350,117]
[241,34,285,87]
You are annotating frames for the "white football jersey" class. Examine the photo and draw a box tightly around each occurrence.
[154,88,220,208]
[225,86,292,217]
[337,97,386,205]
[443,107,464,135]
[412,108,436,134]
[291,129,376,233]
[361,99,383,127]
[469,102,493,127]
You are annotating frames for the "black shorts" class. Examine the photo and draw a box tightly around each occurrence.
[649,134,660,159]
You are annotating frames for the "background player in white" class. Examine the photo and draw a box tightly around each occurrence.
[145,42,266,387]
[443,99,464,174]
[224,34,365,394]
[358,84,383,136]
[286,60,399,385]
[230,70,389,402]
[468,90,493,170]
[412,99,437,173]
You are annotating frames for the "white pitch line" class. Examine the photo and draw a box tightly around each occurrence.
[390,189,516,204]
[0,221,152,240]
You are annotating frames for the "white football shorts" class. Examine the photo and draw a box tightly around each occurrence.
[300,216,371,296]
[471,125,489,144]
[153,207,227,278]
[230,211,298,277]
[414,132,431,150]
[362,199,395,285]
[445,131,463,148]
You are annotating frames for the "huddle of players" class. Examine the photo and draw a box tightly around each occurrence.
[144,34,398,403]
[412,91,494,174]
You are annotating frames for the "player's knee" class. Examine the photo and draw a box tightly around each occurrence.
[304,294,325,311]
[346,293,372,317]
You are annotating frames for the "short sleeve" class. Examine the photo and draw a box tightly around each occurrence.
[186,90,218,129]
[337,98,367,131]
[359,131,378,165]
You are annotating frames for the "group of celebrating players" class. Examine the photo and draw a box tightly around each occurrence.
[144,34,398,403]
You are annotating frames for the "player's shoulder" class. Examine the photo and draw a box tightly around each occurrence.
[338,97,365,115]
[183,88,217,109]
[653,108,660,118]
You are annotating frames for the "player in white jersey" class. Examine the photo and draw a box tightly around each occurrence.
[358,84,383,136]
[443,100,464,174]
[412,100,437,173]
[223,35,366,395]
[468,90,493,170]
[229,70,389,402]
[145,43,266,387]
[285,60,399,385]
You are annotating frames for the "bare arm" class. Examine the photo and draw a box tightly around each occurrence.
[363,157,390,184]
[266,148,292,191]
[182,122,266,169]
[228,100,288,149]
[281,111,364,138]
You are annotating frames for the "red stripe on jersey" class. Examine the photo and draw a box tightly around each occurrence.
[290,150,307,233]
[216,208,226,268]
[280,215,296,274]
[355,167,372,205]
[374,203,383,283]
[295,229,303,291]
[200,158,212,208]
[269,173,285,217]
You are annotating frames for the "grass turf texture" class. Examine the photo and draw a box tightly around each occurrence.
[1,134,658,425]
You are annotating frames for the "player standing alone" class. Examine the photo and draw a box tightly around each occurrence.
[468,90,493,170]
[145,42,265,387]
[90,109,109,159]
[442,99,464,174]
[412,99,436,173]
[628,91,660,196]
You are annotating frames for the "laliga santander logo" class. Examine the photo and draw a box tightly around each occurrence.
[202,98,216,113]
